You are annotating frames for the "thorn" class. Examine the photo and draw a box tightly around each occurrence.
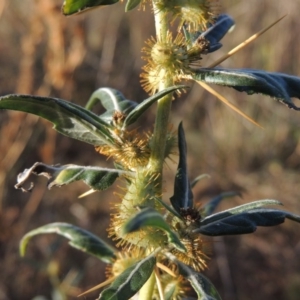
[77,277,115,297]
[196,81,264,129]
[78,189,96,198]
[155,267,165,300]
[156,262,177,277]
[208,15,287,68]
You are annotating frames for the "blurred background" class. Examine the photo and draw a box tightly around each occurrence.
[1,0,300,299]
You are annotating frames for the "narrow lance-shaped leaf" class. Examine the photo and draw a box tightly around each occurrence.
[170,122,193,214]
[177,262,222,300]
[20,222,116,263]
[184,14,234,53]
[203,191,241,217]
[165,253,221,300]
[99,254,156,300]
[122,207,186,252]
[15,162,128,192]
[62,0,119,16]
[200,14,235,53]
[192,68,300,110]
[0,94,115,146]
[122,85,187,129]
[85,88,137,125]
[199,199,282,226]
[154,197,182,220]
[125,0,141,11]
[190,174,210,189]
[196,208,300,236]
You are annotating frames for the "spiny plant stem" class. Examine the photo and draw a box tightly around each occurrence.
[152,0,168,41]
[141,2,173,296]
[148,0,173,177]
[148,90,173,173]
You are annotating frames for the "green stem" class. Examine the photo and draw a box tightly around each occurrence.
[139,2,173,299]
[148,91,172,173]
[148,0,173,175]
[153,0,168,41]
[139,270,156,300]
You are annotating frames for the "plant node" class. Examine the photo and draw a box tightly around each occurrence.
[171,230,210,271]
[95,130,151,170]
[108,171,167,250]
[106,250,145,278]
[141,33,198,94]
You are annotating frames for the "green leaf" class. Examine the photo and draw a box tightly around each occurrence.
[85,86,185,129]
[170,122,193,214]
[62,0,119,15]
[184,14,234,54]
[86,88,127,111]
[99,255,156,300]
[122,85,187,129]
[203,191,241,217]
[196,208,300,236]
[192,68,300,110]
[154,197,182,219]
[125,0,141,11]
[199,199,282,226]
[20,222,116,263]
[199,14,235,53]
[122,207,186,252]
[0,94,115,146]
[85,88,137,126]
[176,260,222,300]
[190,174,210,189]
[15,162,127,192]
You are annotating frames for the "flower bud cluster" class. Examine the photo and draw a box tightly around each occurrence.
[155,0,220,31]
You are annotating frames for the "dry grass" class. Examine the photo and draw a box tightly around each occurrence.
[1,0,300,299]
